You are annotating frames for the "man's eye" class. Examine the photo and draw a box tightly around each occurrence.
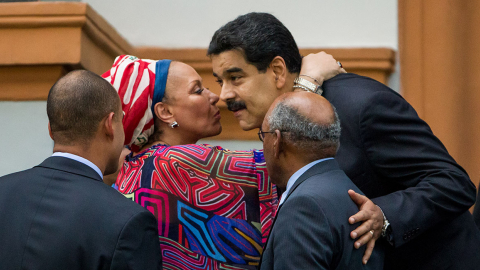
[231,76,240,81]
[195,88,204,94]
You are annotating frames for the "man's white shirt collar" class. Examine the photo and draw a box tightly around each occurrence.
[51,152,103,179]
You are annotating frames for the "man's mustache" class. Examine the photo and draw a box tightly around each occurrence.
[226,100,247,111]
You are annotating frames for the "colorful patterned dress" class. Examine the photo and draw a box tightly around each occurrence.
[115,144,278,270]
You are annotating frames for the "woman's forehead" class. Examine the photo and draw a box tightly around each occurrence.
[169,62,202,85]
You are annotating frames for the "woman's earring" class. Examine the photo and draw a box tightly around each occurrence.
[170,121,179,128]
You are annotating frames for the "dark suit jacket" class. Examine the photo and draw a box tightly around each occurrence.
[0,156,162,270]
[322,73,480,269]
[260,159,384,270]
[473,188,480,229]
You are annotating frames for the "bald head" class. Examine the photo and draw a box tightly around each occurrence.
[265,91,341,160]
[278,91,337,127]
[47,70,121,146]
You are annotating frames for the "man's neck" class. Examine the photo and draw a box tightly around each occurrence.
[277,155,308,187]
[281,151,331,185]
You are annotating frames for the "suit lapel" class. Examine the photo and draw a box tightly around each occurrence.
[36,156,103,182]
[259,159,340,269]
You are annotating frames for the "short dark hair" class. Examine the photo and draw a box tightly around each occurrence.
[47,70,120,145]
[208,12,302,73]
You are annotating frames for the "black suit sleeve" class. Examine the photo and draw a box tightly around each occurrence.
[110,210,162,270]
[272,195,332,270]
[473,188,480,230]
[361,91,476,247]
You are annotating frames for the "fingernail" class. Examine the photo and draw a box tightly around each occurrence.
[355,242,360,248]
[351,232,357,238]
[364,260,368,264]
[349,217,355,223]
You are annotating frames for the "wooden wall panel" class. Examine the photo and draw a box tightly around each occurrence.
[0,65,67,100]
[0,2,132,100]
[400,0,480,189]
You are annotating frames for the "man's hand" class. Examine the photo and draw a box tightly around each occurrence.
[299,52,346,86]
[347,189,383,265]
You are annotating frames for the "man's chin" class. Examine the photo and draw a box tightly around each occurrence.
[238,120,260,131]
[233,111,262,131]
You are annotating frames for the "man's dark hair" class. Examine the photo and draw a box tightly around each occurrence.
[208,12,302,73]
[47,70,120,145]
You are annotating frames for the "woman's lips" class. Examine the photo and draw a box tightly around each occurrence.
[214,111,221,119]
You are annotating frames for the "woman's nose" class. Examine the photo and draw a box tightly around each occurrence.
[206,88,220,105]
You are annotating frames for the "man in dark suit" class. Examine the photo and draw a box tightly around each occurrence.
[259,91,383,270]
[473,189,480,229]
[0,70,162,270]
[208,12,480,269]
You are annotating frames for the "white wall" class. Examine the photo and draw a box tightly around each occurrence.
[198,139,263,151]
[83,0,397,49]
[0,102,53,176]
[0,0,398,177]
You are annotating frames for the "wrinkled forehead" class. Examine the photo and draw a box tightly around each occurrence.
[211,50,253,76]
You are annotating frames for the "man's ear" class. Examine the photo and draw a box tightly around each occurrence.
[104,112,115,139]
[154,102,174,123]
[48,122,53,140]
[273,129,283,159]
[270,56,287,89]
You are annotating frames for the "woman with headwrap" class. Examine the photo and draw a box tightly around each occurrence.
[102,55,276,270]
[102,54,341,269]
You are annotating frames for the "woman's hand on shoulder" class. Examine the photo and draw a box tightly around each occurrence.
[300,52,346,86]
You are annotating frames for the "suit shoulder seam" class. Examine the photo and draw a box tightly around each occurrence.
[20,169,57,268]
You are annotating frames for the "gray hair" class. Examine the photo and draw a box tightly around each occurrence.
[267,102,341,156]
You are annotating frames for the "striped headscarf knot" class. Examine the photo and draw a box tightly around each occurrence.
[102,55,171,152]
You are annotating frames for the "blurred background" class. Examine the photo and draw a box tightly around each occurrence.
[1,0,478,196]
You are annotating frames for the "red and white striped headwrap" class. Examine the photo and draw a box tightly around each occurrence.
[102,55,171,152]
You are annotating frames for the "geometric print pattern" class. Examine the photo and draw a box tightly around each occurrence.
[116,144,278,269]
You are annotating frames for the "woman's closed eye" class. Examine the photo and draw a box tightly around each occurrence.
[194,87,205,94]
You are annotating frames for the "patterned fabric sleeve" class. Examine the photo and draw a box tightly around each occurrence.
[115,144,278,270]
[252,149,278,244]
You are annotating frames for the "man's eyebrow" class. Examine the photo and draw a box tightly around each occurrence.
[226,67,243,73]
[213,67,243,78]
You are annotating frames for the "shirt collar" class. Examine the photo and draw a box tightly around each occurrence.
[51,152,103,179]
[278,157,334,206]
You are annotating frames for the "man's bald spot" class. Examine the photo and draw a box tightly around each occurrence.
[278,91,336,126]
[266,91,341,161]
[47,69,121,145]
